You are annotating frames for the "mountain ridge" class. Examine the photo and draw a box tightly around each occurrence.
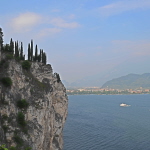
[101,73,150,89]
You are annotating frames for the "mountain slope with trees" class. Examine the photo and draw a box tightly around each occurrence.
[101,73,150,89]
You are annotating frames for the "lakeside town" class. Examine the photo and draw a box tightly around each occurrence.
[66,87,150,95]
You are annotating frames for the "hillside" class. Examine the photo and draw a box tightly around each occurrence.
[101,73,150,89]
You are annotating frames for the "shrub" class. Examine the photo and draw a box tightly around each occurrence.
[0,58,9,68]
[17,99,29,109]
[13,135,23,146]
[6,54,13,60]
[1,77,12,87]
[1,100,9,105]
[22,60,31,70]
[15,57,21,62]
[1,115,8,124]
[2,114,8,120]
[35,79,46,90]
[2,125,8,132]
[22,127,28,134]
[0,145,8,150]
[3,62,9,69]
[25,147,32,150]
[17,112,26,127]
[0,60,6,68]
[8,117,12,123]
[54,73,61,82]
[9,146,17,150]
[30,88,33,94]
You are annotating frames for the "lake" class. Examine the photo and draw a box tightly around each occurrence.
[63,94,150,150]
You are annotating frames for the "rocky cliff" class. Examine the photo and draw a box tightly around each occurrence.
[0,53,68,150]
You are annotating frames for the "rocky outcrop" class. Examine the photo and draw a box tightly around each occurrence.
[0,55,68,150]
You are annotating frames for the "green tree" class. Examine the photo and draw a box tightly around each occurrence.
[0,145,8,150]
[24,147,32,150]
[1,77,12,87]
[43,52,47,65]
[17,99,29,109]
[54,73,61,82]
[38,49,42,62]
[3,44,10,52]
[34,44,38,61]
[9,146,17,150]
[17,112,26,127]
[20,42,24,60]
[22,60,31,70]
[0,28,4,51]
[41,50,44,63]
[9,38,14,53]
[28,43,31,61]
[31,40,33,61]
[15,41,19,58]
[15,42,17,57]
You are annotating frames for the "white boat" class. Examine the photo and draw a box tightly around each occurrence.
[120,103,130,107]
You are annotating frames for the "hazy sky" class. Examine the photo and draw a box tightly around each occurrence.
[1,0,150,85]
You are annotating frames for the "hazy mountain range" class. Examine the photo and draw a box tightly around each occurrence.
[102,73,150,89]
[63,73,150,89]
[101,73,150,89]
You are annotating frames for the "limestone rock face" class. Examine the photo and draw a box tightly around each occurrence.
[0,58,68,150]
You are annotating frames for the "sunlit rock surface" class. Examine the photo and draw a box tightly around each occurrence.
[0,54,68,150]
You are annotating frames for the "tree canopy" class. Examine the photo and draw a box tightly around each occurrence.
[0,27,47,65]
[0,28,3,49]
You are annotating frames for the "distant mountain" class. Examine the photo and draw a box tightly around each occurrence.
[62,78,105,88]
[101,73,150,89]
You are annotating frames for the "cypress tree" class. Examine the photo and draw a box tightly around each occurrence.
[40,50,47,64]
[9,38,14,53]
[41,49,44,63]
[43,52,45,64]
[4,44,10,52]
[45,53,47,65]
[14,41,20,59]
[20,42,23,60]
[57,73,61,82]
[40,49,42,61]
[15,41,18,57]
[38,49,42,62]
[43,52,47,65]
[16,41,19,58]
[31,40,33,61]
[15,41,17,57]
[37,54,40,62]
[54,73,61,82]
[35,44,38,61]
[0,28,3,51]
[28,44,31,61]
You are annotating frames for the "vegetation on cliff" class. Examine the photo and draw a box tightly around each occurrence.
[0,77,12,87]
[0,27,61,83]
[0,28,47,65]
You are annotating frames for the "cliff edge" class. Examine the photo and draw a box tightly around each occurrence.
[0,53,68,150]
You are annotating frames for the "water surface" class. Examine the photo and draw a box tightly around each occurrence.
[63,95,150,150]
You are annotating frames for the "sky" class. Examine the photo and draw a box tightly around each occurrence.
[0,0,150,86]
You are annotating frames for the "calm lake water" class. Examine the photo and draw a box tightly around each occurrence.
[63,95,150,150]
